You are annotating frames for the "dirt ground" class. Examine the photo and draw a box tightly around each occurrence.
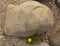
[0,0,60,46]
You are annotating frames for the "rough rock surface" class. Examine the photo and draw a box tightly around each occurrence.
[4,1,54,37]
[0,0,60,46]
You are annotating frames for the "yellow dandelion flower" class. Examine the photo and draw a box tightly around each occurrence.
[27,38,32,43]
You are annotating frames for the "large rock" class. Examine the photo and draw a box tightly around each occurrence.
[4,1,54,37]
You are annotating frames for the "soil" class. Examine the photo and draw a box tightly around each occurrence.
[0,0,60,46]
